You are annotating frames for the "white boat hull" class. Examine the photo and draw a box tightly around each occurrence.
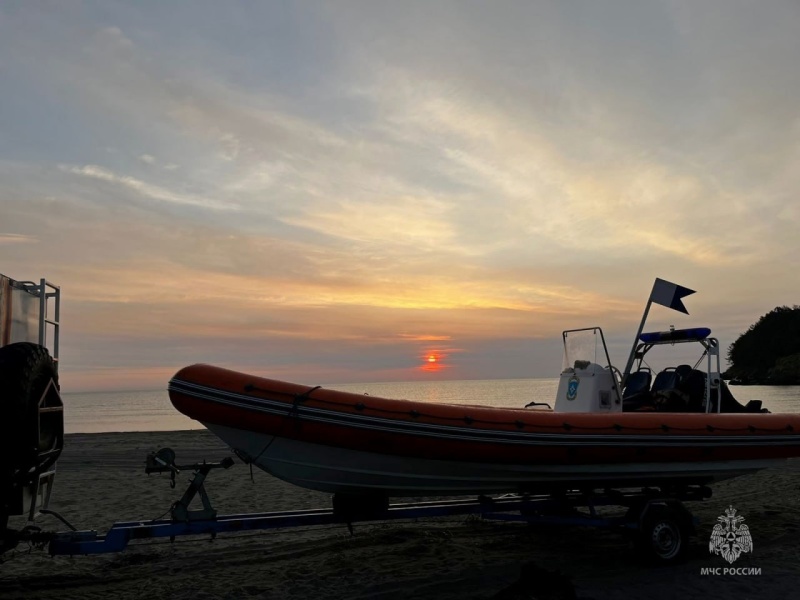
[205,423,781,496]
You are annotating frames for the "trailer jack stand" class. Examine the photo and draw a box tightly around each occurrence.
[145,448,234,522]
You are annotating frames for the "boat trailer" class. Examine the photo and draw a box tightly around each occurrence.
[0,273,709,564]
[8,448,710,564]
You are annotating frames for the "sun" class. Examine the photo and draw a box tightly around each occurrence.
[419,350,447,372]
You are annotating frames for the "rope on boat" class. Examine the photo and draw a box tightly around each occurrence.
[242,382,797,434]
[294,385,322,403]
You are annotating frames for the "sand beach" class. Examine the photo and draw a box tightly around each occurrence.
[2,430,799,599]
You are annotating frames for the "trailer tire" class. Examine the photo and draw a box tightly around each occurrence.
[0,342,60,473]
[634,505,688,564]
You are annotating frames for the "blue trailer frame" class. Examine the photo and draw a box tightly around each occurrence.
[40,452,706,562]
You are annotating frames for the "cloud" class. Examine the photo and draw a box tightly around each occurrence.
[2,3,799,391]
[59,164,237,211]
[17,8,791,271]
[0,233,37,245]
[398,334,452,342]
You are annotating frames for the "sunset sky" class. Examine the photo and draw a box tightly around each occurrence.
[2,2,798,391]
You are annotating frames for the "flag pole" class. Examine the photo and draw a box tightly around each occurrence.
[620,282,657,387]
[621,278,695,389]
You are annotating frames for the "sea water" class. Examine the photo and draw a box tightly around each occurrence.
[61,380,800,434]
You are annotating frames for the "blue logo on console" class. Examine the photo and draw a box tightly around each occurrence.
[567,376,579,401]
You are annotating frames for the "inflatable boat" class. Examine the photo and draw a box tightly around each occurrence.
[168,281,800,497]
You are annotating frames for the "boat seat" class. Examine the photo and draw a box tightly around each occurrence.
[623,370,652,399]
[622,370,653,411]
[652,368,691,412]
[675,364,693,383]
[651,369,679,393]
[679,369,707,412]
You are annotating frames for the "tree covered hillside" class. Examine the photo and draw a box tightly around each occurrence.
[725,306,800,385]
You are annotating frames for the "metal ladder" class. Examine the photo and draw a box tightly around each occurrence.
[16,278,63,521]
[19,278,61,369]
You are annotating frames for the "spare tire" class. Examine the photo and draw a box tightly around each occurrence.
[0,342,61,478]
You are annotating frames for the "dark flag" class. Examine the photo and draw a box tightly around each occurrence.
[650,278,695,314]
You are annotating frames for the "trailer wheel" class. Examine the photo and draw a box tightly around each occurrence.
[0,342,60,475]
[634,505,688,564]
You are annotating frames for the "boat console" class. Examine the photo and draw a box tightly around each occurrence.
[554,327,622,413]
